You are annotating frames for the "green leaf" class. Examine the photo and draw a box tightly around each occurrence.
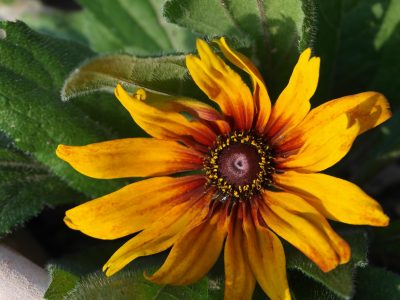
[354,266,400,300]
[0,132,83,237]
[286,230,368,299]
[44,265,80,300]
[66,270,217,300]
[164,0,316,98]
[61,54,204,101]
[73,0,196,54]
[0,20,126,197]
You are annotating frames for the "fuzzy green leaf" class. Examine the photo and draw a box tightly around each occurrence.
[164,0,316,98]
[61,54,203,101]
[286,231,368,299]
[65,270,219,300]
[44,265,80,300]
[0,132,83,237]
[0,20,126,197]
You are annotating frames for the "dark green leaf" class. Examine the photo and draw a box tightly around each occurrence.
[286,230,368,299]
[0,20,126,197]
[312,0,343,102]
[44,265,80,300]
[354,266,400,300]
[370,220,400,271]
[289,270,341,300]
[354,107,400,181]
[164,0,317,98]
[0,132,83,237]
[335,0,400,106]
[61,54,203,101]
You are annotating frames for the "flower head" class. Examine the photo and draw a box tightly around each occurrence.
[57,38,391,300]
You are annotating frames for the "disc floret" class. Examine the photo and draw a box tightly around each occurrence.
[204,131,275,202]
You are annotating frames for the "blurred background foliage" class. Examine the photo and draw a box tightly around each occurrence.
[0,0,399,299]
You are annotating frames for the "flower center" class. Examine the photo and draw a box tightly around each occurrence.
[204,131,275,202]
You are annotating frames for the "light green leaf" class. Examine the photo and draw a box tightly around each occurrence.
[0,132,83,237]
[0,20,126,197]
[286,231,368,299]
[61,54,204,101]
[44,265,80,300]
[163,0,245,38]
[354,266,400,300]
[164,0,316,97]
[73,0,196,54]
[66,270,218,300]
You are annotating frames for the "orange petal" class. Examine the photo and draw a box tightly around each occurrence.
[266,194,350,268]
[267,48,320,140]
[215,37,271,133]
[242,206,291,300]
[64,175,205,240]
[224,209,256,300]
[148,207,226,285]
[57,138,203,179]
[186,39,254,130]
[115,84,216,146]
[135,88,231,135]
[274,171,389,226]
[276,91,391,172]
[276,113,360,172]
[103,191,212,276]
[260,191,345,272]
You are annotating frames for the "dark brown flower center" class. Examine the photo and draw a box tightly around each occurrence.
[204,131,275,202]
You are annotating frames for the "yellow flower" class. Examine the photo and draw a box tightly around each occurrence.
[57,38,391,300]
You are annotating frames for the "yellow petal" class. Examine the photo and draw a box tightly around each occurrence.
[267,48,320,140]
[115,84,216,146]
[301,91,391,138]
[274,171,389,226]
[260,191,345,272]
[148,207,226,285]
[242,206,291,300]
[276,114,360,172]
[103,191,212,276]
[186,39,254,130]
[224,209,256,300]
[263,190,350,267]
[57,138,203,179]
[215,37,271,132]
[276,91,391,172]
[64,175,205,240]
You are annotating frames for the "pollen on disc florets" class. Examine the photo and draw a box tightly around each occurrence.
[204,130,275,202]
